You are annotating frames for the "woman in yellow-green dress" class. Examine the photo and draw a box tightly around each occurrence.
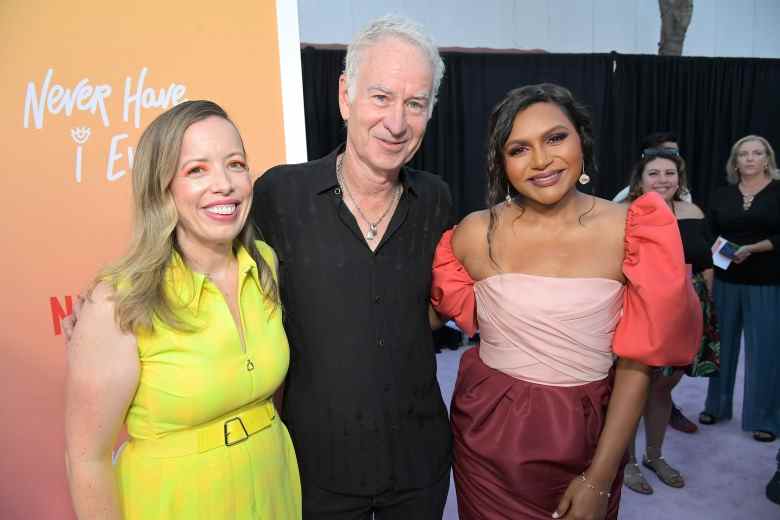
[65,100,301,519]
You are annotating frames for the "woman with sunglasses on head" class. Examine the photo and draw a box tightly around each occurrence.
[620,149,719,495]
[431,84,700,520]
[700,135,780,444]
[64,101,301,519]
[612,133,692,205]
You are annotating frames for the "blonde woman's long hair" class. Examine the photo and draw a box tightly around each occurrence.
[725,135,780,184]
[95,100,279,334]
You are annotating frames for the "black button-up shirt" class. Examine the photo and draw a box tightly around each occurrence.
[251,146,453,494]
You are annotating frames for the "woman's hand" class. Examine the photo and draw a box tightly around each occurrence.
[732,245,752,264]
[553,474,609,520]
[734,239,774,263]
[552,358,650,518]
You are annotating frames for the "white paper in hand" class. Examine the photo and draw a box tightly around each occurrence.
[712,236,739,269]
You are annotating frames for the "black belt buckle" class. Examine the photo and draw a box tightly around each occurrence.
[224,417,249,446]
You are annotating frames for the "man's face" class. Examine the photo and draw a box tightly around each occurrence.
[338,37,433,175]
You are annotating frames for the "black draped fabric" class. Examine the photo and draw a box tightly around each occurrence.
[300,47,346,158]
[301,47,780,217]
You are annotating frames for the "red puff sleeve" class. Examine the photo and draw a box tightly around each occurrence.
[613,192,702,366]
[430,228,478,337]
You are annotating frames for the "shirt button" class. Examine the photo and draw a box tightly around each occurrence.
[377,339,385,348]
[374,296,381,304]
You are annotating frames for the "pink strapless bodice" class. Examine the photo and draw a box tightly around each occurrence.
[475,273,624,387]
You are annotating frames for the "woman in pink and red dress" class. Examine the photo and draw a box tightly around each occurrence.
[431,84,700,520]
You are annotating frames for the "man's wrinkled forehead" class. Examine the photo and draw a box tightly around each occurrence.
[356,37,432,85]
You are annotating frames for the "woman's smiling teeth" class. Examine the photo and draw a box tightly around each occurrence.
[205,204,237,215]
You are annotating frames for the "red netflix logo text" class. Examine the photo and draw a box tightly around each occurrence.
[50,295,73,336]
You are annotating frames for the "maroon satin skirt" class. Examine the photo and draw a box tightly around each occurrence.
[451,348,625,519]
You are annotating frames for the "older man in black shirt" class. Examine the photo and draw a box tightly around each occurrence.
[252,15,453,519]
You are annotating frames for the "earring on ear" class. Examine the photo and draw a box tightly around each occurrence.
[505,183,513,205]
[578,162,591,185]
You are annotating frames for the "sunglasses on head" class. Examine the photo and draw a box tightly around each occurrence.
[642,147,680,159]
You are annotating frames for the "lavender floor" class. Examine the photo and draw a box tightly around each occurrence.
[435,346,779,519]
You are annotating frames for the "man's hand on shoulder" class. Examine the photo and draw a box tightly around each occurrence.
[62,293,86,344]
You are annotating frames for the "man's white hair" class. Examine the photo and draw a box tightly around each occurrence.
[343,15,445,119]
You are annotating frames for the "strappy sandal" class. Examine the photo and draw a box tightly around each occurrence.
[753,431,776,443]
[642,455,685,488]
[623,462,653,495]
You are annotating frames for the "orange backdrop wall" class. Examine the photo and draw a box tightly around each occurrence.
[0,1,302,517]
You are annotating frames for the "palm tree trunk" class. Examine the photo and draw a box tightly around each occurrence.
[658,0,693,56]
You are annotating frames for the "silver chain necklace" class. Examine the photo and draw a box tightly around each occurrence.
[336,154,402,241]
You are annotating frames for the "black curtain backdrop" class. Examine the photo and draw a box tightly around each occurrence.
[301,47,780,217]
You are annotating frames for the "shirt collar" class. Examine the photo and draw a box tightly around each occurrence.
[312,143,420,198]
[236,243,262,291]
[167,244,260,315]
[312,145,343,194]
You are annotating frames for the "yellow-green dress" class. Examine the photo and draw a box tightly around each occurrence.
[115,241,301,519]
